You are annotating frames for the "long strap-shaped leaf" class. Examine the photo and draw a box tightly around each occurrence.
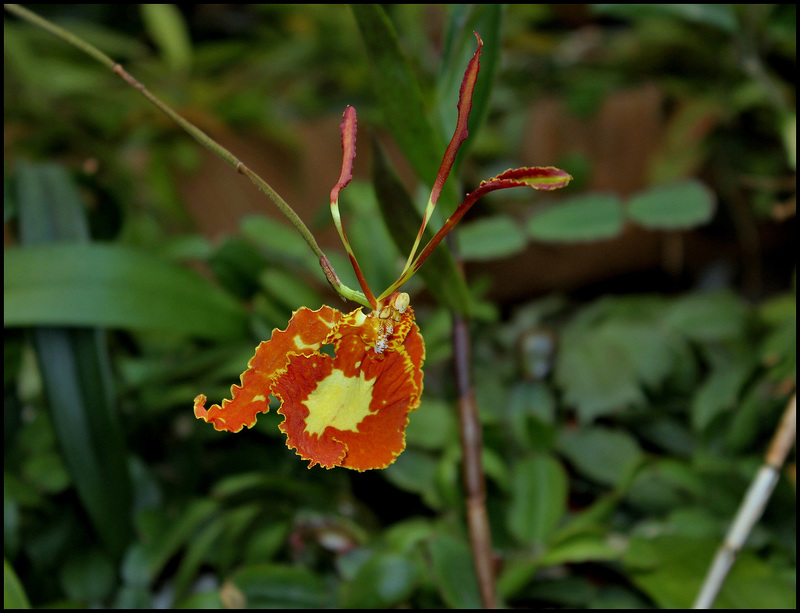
[14,161,134,558]
[5,244,249,339]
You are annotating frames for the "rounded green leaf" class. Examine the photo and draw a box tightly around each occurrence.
[555,325,647,421]
[404,397,456,450]
[507,455,568,546]
[527,194,624,242]
[427,535,482,609]
[557,427,644,488]
[456,215,528,261]
[382,449,441,508]
[626,180,715,229]
[339,553,418,608]
[665,290,748,342]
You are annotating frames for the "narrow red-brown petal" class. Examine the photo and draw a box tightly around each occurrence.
[329,106,377,308]
[430,32,483,207]
[330,105,358,205]
[403,33,484,274]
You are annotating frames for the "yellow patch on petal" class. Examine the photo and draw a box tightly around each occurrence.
[195,301,425,471]
[303,368,375,436]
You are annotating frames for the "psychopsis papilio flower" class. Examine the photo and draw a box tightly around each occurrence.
[194,34,571,470]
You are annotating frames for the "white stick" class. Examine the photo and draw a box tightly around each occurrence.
[693,394,796,609]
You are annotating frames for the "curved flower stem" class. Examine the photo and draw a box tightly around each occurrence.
[452,313,496,609]
[4,3,368,307]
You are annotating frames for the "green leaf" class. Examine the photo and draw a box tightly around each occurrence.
[338,180,405,295]
[625,460,704,514]
[4,244,248,340]
[690,360,756,432]
[140,4,192,73]
[32,328,134,557]
[527,194,624,242]
[555,298,682,421]
[59,548,116,604]
[4,558,31,609]
[556,323,650,420]
[647,98,724,183]
[209,236,268,300]
[13,161,133,558]
[539,532,621,567]
[626,180,716,229]
[259,267,324,313]
[350,5,443,186]
[371,139,472,316]
[240,215,320,272]
[624,535,796,609]
[404,397,456,450]
[339,552,419,608]
[230,564,329,609]
[382,448,441,509]
[136,499,219,583]
[242,522,290,566]
[520,575,597,607]
[507,455,568,546]
[665,290,749,342]
[13,161,90,244]
[456,215,528,261]
[427,534,482,609]
[557,427,644,488]
[592,4,739,33]
[505,380,557,449]
[437,5,504,166]
[171,513,228,604]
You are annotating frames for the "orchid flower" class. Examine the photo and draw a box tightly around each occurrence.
[194,33,572,470]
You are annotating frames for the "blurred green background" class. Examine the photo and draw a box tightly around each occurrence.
[4,4,795,608]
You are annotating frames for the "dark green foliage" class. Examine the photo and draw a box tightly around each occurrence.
[4,4,795,609]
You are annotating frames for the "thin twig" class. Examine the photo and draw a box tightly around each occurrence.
[693,393,796,609]
[452,314,496,608]
[4,3,367,307]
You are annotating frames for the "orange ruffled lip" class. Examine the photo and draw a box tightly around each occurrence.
[194,296,424,471]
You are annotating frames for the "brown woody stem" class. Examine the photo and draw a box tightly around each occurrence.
[453,314,497,609]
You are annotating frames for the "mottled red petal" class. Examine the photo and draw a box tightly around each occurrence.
[274,306,424,471]
[196,300,425,471]
[194,306,341,432]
